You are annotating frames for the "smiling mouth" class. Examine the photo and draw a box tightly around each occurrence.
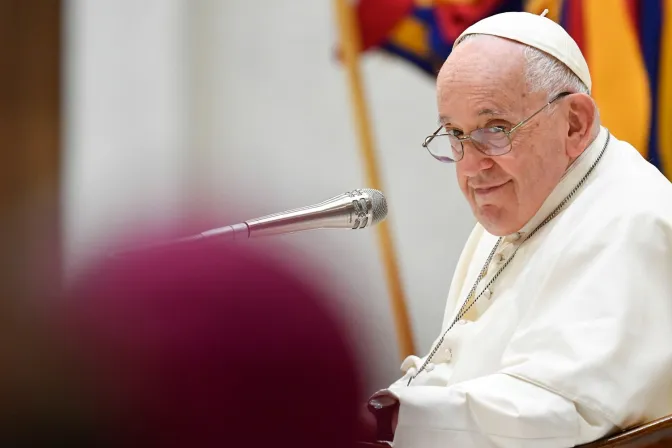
[473,181,510,195]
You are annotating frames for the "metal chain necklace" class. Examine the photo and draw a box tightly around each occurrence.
[407,131,611,386]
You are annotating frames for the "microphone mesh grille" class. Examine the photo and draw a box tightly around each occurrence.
[361,188,388,225]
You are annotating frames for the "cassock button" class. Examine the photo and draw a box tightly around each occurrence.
[444,347,453,361]
[483,288,492,300]
[495,253,505,263]
[511,232,521,241]
[457,319,468,325]
[425,363,435,372]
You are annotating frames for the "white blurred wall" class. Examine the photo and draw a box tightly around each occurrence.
[63,0,475,389]
[63,0,190,272]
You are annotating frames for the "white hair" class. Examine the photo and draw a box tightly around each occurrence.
[521,45,589,97]
[455,34,600,132]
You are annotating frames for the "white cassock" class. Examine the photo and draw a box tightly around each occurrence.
[384,126,672,448]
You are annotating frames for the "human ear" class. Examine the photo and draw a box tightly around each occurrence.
[565,93,597,158]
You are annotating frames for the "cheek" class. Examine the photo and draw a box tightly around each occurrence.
[503,142,564,202]
[508,157,543,189]
[505,136,543,175]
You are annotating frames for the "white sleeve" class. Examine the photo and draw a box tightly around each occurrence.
[387,373,616,448]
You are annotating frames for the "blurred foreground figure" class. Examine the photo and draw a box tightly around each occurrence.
[60,234,362,447]
[364,10,672,448]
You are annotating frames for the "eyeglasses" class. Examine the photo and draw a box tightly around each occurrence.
[421,92,571,163]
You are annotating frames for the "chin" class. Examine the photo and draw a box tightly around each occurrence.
[474,205,519,236]
[480,222,515,237]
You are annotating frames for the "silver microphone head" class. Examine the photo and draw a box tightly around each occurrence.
[359,188,387,226]
[346,188,387,229]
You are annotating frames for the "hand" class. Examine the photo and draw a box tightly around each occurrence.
[367,391,400,442]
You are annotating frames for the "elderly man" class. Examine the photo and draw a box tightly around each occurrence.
[363,11,672,448]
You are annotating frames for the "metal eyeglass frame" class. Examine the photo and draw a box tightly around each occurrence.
[421,91,571,163]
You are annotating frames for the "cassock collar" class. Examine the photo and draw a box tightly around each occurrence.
[511,126,609,240]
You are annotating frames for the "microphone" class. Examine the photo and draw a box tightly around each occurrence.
[113,188,387,255]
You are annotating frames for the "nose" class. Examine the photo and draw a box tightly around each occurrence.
[459,141,494,176]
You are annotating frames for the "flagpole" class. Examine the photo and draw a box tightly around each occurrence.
[332,0,416,360]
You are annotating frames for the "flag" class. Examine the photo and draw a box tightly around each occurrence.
[355,0,672,179]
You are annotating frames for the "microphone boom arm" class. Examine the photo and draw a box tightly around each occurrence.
[111,189,385,257]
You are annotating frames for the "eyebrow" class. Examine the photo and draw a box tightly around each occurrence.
[438,108,505,125]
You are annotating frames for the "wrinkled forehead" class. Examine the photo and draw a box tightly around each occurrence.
[436,37,530,120]
[436,74,528,125]
[436,93,524,126]
[438,36,528,90]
